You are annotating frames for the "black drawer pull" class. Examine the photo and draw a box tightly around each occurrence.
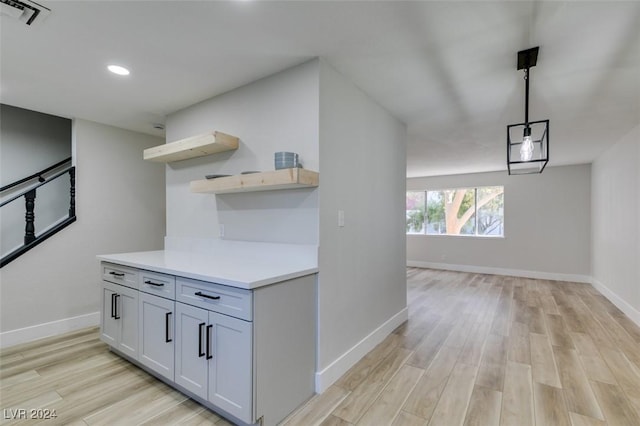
[109,271,125,277]
[111,293,116,318]
[144,280,165,287]
[165,312,172,343]
[195,291,220,300]
[198,322,206,357]
[206,324,213,359]
[114,294,121,319]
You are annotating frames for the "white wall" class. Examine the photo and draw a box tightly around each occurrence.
[591,124,640,324]
[165,60,320,244]
[1,105,72,255]
[316,60,407,386]
[164,59,407,391]
[407,164,591,281]
[0,120,165,347]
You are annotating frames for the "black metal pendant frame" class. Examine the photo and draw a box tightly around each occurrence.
[507,46,550,175]
[507,119,549,175]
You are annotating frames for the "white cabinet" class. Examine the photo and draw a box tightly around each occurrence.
[175,302,252,422]
[175,302,209,399]
[138,292,175,381]
[100,281,138,359]
[100,261,316,426]
[208,310,252,421]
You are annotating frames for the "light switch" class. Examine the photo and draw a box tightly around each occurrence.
[338,210,345,227]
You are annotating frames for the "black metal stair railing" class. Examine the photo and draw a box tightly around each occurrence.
[0,159,76,267]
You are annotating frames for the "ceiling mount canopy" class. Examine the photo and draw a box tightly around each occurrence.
[507,46,550,175]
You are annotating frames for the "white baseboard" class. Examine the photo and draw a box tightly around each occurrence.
[591,278,640,328]
[0,311,100,349]
[314,307,408,393]
[407,260,591,284]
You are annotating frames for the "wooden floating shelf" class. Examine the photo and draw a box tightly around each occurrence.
[190,168,319,194]
[144,131,239,163]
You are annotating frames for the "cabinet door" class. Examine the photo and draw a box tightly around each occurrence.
[175,302,209,400]
[100,282,119,347]
[139,292,174,381]
[208,312,253,423]
[117,285,139,359]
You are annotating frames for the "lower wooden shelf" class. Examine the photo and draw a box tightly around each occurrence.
[190,168,319,194]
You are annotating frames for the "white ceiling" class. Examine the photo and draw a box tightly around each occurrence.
[1,1,639,177]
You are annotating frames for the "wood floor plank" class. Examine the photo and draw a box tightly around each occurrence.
[527,306,547,334]
[457,321,491,366]
[530,333,561,388]
[599,347,640,411]
[320,415,354,426]
[500,362,534,426]
[283,385,350,426]
[83,381,188,425]
[356,365,423,425]
[138,398,207,425]
[392,411,426,426]
[579,355,617,385]
[570,332,600,357]
[398,313,442,350]
[333,347,412,424]
[533,382,571,426]
[427,362,478,426]
[507,321,530,365]
[553,345,604,420]
[176,408,224,425]
[546,313,575,348]
[406,321,456,370]
[0,327,99,358]
[402,345,461,420]
[590,381,640,426]
[568,412,607,426]
[335,333,401,391]
[475,334,506,391]
[0,370,39,389]
[463,385,501,426]
[0,340,108,379]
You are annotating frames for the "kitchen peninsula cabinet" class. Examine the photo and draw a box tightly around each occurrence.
[175,301,252,421]
[98,247,317,426]
[138,291,175,381]
[100,265,139,360]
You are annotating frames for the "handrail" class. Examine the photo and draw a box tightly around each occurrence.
[0,157,72,192]
[0,166,73,208]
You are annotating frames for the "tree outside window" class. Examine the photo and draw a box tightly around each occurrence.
[406,186,504,237]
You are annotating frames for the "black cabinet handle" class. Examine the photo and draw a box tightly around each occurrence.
[144,280,165,287]
[206,324,213,359]
[165,312,172,343]
[114,294,121,319]
[195,291,220,300]
[109,271,124,277]
[198,322,206,357]
[111,293,116,318]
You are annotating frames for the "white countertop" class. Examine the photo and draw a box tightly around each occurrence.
[98,239,318,290]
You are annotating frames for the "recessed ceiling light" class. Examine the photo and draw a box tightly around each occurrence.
[107,65,130,76]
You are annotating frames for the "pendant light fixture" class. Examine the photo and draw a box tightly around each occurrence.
[507,46,549,175]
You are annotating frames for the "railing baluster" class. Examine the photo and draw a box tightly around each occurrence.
[24,189,36,244]
[69,167,75,217]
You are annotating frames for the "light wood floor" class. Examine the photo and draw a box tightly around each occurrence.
[2,269,640,426]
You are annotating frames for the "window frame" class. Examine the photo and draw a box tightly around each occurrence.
[406,186,505,238]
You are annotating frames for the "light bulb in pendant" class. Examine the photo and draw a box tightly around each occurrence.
[521,127,534,161]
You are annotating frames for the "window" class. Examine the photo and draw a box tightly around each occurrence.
[406,186,504,237]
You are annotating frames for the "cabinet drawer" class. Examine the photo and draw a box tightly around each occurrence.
[140,270,176,300]
[177,278,252,321]
[102,263,138,289]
